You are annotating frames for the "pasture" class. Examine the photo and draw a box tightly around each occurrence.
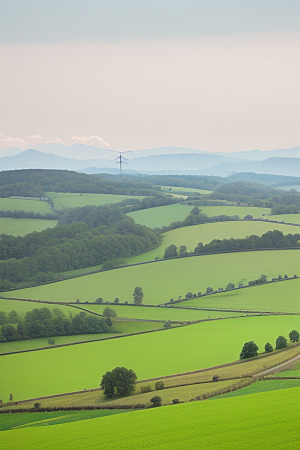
[0,217,58,236]
[159,185,213,195]
[6,250,300,306]
[0,198,52,214]
[127,220,300,262]
[181,278,300,313]
[127,204,193,227]
[1,387,299,450]
[266,214,300,224]
[46,192,145,210]
[0,315,298,401]
[214,379,300,399]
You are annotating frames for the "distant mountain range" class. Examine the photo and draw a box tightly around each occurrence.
[0,145,299,177]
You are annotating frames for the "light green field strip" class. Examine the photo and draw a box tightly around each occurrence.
[127,204,193,227]
[0,198,52,213]
[0,315,298,401]
[198,206,271,218]
[213,379,300,400]
[80,304,247,321]
[1,388,299,450]
[46,192,145,210]
[6,250,300,305]
[0,299,76,317]
[159,185,213,195]
[127,220,300,263]
[0,217,58,236]
[266,214,300,224]
[181,278,300,313]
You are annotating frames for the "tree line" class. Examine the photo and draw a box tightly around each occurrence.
[240,330,299,359]
[0,307,112,342]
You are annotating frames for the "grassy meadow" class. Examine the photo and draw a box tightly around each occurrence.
[46,192,145,210]
[0,198,52,214]
[0,315,298,401]
[0,217,58,236]
[1,387,299,450]
[159,185,213,195]
[181,278,300,313]
[266,214,300,224]
[6,250,299,305]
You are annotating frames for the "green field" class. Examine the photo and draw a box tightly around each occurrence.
[6,250,299,306]
[266,214,300,224]
[197,206,271,218]
[0,217,58,236]
[181,278,300,313]
[0,198,52,214]
[159,185,213,195]
[0,315,298,401]
[214,379,300,400]
[127,204,193,227]
[127,220,300,263]
[0,299,76,317]
[46,192,145,210]
[1,388,299,450]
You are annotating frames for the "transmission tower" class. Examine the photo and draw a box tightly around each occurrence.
[115,152,129,174]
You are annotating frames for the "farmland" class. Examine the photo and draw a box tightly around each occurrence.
[159,185,213,195]
[6,250,299,305]
[1,387,299,450]
[0,315,298,401]
[0,217,58,236]
[266,214,300,224]
[46,192,145,210]
[0,198,52,214]
[214,379,300,399]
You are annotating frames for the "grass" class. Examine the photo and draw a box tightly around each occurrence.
[0,198,52,214]
[266,214,300,224]
[127,204,193,227]
[5,250,300,306]
[46,192,145,210]
[213,379,300,400]
[159,185,213,195]
[1,387,299,450]
[0,315,298,401]
[181,278,300,313]
[0,218,58,236]
[0,299,76,318]
[127,220,300,263]
[0,409,131,431]
[197,206,271,218]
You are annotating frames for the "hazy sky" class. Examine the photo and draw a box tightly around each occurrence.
[0,0,299,152]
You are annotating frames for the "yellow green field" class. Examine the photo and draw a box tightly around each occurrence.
[1,387,299,450]
[0,217,58,236]
[0,198,52,214]
[6,250,299,305]
[46,192,145,210]
[266,214,300,224]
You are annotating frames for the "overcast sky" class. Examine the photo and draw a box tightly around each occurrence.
[0,0,299,153]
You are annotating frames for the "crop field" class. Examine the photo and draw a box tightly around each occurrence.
[128,220,300,263]
[0,198,52,214]
[0,409,131,432]
[80,304,247,321]
[127,204,193,227]
[181,278,300,313]
[159,185,213,195]
[46,192,145,210]
[6,250,300,305]
[0,218,58,236]
[266,214,300,224]
[0,315,298,401]
[1,387,299,450]
[214,379,300,400]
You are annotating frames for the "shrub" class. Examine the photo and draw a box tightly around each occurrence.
[34,402,41,410]
[155,381,164,390]
[163,321,172,329]
[140,385,151,394]
[47,338,55,345]
[134,404,145,409]
[213,375,219,382]
[95,298,103,303]
[172,399,180,404]
[150,395,162,407]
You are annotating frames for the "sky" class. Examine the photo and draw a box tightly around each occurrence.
[0,0,299,153]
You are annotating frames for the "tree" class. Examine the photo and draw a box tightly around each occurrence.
[164,244,178,259]
[105,317,112,327]
[264,342,273,353]
[259,274,267,283]
[239,341,258,359]
[244,215,253,220]
[100,367,137,398]
[150,395,162,407]
[179,245,187,257]
[114,298,119,304]
[226,283,235,290]
[133,287,144,305]
[8,310,19,323]
[155,381,164,390]
[95,298,103,303]
[289,330,300,343]
[103,307,117,318]
[206,287,213,294]
[190,206,200,215]
[275,335,287,350]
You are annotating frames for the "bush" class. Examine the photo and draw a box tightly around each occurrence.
[140,385,151,394]
[150,395,162,407]
[34,402,41,410]
[47,338,55,345]
[155,381,165,390]
[172,399,180,404]
[212,375,219,382]
[163,321,172,329]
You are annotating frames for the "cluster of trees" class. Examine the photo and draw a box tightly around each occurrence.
[0,215,160,287]
[0,307,112,342]
[163,230,300,261]
[0,182,45,198]
[0,209,59,220]
[239,330,299,359]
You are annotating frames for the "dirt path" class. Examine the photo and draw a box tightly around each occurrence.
[253,354,300,378]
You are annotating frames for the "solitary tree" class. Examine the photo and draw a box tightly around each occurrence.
[289,330,300,343]
[239,341,259,359]
[133,287,144,305]
[275,335,287,350]
[100,367,137,398]
[264,342,273,353]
